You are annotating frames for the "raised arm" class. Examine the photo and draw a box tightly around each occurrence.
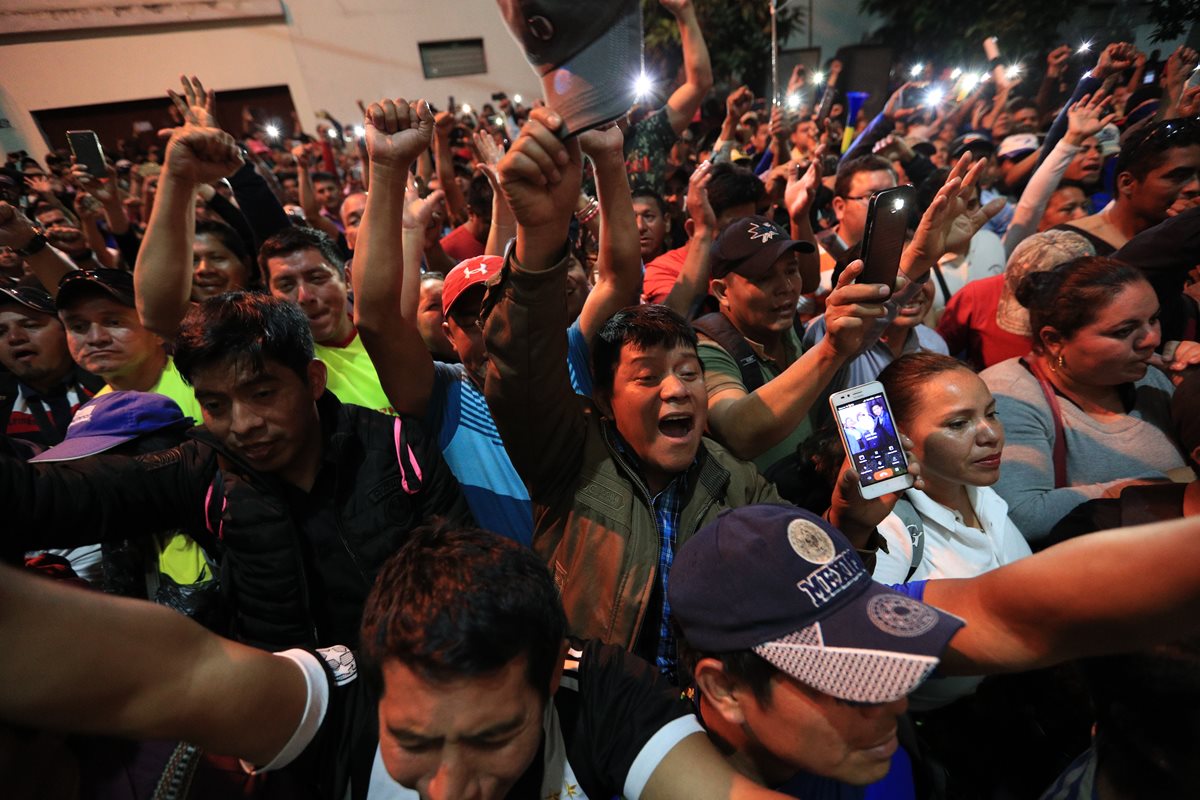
[483,108,588,498]
[352,98,439,418]
[0,562,305,767]
[1003,92,1114,255]
[705,260,887,460]
[928,516,1200,675]
[473,131,514,257]
[576,125,642,344]
[0,203,77,298]
[291,143,342,241]
[135,125,243,339]
[433,112,469,225]
[659,0,714,135]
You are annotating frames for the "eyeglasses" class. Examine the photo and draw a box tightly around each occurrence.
[841,193,876,204]
[1121,117,1200,163]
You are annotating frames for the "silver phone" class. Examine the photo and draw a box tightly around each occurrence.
[830,381,915,499]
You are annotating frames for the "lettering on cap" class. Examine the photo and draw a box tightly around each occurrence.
[796,550,865,606]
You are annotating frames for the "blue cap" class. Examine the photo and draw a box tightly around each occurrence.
[29,391,193,462]
[670,504,964,703]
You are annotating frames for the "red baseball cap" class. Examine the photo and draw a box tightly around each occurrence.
[442,255,502,315]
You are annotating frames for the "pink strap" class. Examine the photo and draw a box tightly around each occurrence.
[1021,355,1068,489]
[203,481,228,541]
[393,417,423,494]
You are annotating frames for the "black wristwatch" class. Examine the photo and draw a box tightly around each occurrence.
[15,231,48,258]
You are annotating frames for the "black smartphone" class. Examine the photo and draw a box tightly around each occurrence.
[67,130,106,178]
[856,184,916,286]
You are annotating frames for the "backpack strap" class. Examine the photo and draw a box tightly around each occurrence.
[692,312,764,392]
[1020,355,1068,489]
[202,473,228,541]
[892,497,926,583]
[393,416,423,495]
[931,261,953,305]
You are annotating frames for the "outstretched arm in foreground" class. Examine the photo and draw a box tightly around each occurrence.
[929,516,1200,675]
[0,563,305,766]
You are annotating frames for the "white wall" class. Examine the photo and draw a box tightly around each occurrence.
[0,0,544,160]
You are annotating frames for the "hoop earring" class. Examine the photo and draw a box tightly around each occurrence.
[1057,352,1066,372]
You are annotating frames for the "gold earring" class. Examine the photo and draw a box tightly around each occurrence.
[1057,352,1066,371]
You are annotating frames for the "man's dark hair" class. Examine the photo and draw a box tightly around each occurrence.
[1007,98,1039,115]
[310,171,338,187]
[675,632,778,706]
[705,162,766,219]
[631,185,668,217]
[834,155,897,199]
[466,172,494,220]
[1083,639,1200,797]
[592,304,699,397]
[1116,118,1200,182]
[174,292,315,384]
[257,225,345,282]
[195,219,259,289]
[359,522,566,698]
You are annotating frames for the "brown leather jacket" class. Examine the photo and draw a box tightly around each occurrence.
[483,252,784,650]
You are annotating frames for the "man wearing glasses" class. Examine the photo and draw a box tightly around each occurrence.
[816,155,899,290]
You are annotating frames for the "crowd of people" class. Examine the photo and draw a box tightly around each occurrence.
[2,2,1200,798]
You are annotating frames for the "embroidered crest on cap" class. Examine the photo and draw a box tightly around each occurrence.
[747,221,780,244]
[866,594,939,638]
[787,518,835,564]
[316,644,358,686]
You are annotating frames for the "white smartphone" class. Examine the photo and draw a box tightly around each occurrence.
[830,381,915,500]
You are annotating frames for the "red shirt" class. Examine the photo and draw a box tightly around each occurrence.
[440,224,486,264]
[642,245,688,305]
[936,275,1031,371]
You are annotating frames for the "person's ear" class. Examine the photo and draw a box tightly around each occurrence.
[1116,170,1136,198]
[831,196,846,222]
[694,658,750,725]
[710,277,730,310]
[307,359,328,400]
[1039,326,1065,357]
[684,217,695,238]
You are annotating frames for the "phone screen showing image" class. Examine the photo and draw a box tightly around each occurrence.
[835,391,909,488]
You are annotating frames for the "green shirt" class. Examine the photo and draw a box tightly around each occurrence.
[97,356,203,425]
[697,326,813,474]
[315,331,396,416]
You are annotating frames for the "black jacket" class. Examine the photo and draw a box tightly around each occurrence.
[4,392,471,649]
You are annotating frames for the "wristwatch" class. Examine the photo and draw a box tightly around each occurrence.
[15,231,47,258]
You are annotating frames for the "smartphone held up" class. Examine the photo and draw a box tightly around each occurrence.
[831,381,915,499]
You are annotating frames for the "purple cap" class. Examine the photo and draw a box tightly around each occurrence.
[29,390,193,463]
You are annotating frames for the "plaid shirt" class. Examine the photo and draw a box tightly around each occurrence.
[649,476,687,682]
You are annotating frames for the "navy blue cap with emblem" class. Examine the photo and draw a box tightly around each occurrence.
[495,0,643,136]
[709,215,816,281]
[670,504,964,704]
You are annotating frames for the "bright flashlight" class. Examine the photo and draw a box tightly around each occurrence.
[892,196,906,211]
[924,87,945,107]
[1077,41,1092,54]
[327,128,339,140]
[910,64,924,78]
[785,93,801,111]
[961,72,980,91]
[512,94,523,104]
[633,71,654,99]
[813,70,825,84]
[461,103,472,114]
[353,124,365,139]
[951,67,963,79]
[1005,64,1022,80]
[264,124,280,140]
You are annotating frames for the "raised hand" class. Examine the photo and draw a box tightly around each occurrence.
[883,82,922,122]
[363,97,434,171]
[434,110,455,141]
[1093,42,1137,79]
[686,160,716,234]
[784,152,823,221]
[658,0,691,16]
[472,130,508,188]
[725,86,753,120]
[903,153,1004,273]
[160,125,244,186]
[1179,86,1200,119]
[167,75,217,128]
[1164,45,1200,95]
[69,162,121,205]
[496,107,582,234]
[0,202,39,250]
[73,192,102,221]
[24,174,53,197]
[576,124,624,163]
[1065,92,1116,145]
[1046,44,1071,77]
[827,430,925,547]
[403,176,445,233]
